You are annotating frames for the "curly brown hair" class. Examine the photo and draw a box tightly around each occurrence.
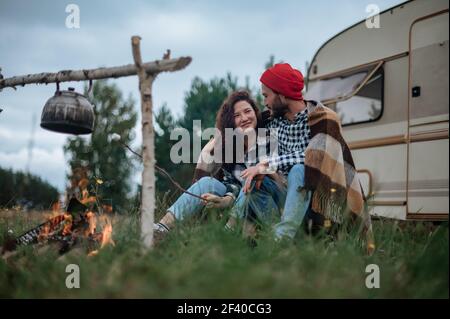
[216,90,262,132]
[215,90,263,165]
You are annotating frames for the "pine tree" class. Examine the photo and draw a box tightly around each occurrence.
[63,80,138,212]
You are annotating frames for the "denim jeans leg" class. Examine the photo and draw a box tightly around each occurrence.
[230,188,249,220]
[231,176,286,225]
[274,164,312,240]
[249,177,286,224]
[168,176,227,221]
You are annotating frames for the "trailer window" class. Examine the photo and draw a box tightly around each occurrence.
[305,72,368,102]
[306,62,384,126]
[335,67,384,126]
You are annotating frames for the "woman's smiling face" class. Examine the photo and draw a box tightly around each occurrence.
[233,100,257,131]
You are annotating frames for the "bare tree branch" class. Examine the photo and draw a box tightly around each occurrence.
[0,56,191,90]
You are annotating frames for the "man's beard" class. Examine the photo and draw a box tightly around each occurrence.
[270,95,289,119]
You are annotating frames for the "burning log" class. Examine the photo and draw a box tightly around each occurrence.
[2,195,115,262]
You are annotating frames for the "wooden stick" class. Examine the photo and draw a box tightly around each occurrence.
[132,36,156,249]
[119,140,214,203]
[0,56,191,90]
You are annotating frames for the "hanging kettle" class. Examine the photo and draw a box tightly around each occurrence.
[40,80,95,135]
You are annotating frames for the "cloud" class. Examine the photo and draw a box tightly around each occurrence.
[0,127,13,139]
[0,0,406,192]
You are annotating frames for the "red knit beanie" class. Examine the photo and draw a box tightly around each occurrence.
[260,63,304,100]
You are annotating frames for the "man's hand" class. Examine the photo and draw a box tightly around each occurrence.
[241,162,268,193]
[254,174,264,190]
[201,193,234,208]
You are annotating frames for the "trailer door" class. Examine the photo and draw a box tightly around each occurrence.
[407,11,449,219]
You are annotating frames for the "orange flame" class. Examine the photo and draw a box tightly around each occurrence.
[77,177,97,205]
[100,219,115,248]
[55,168,116,257]
[43,201,62,219]
[62,213,73,236]
[52,201,61,213]
[85,211,97,236]
[38,224,51,242]
[80,188,96,205]
[87,250,99,257]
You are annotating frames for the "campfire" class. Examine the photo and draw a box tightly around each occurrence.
[2,169,115,260]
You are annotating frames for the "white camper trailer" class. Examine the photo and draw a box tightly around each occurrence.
[305,0,449,221]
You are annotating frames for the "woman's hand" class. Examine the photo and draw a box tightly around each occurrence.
[201,193,234,208]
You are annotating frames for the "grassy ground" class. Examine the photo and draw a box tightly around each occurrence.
[0,208,448,298]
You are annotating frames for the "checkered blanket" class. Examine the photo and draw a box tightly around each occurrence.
[304,102,374,251]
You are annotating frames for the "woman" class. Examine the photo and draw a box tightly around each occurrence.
[154,90,286,240]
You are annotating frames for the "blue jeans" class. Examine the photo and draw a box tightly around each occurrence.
[274,164,312,240]
[168,177,227,221]
[231,164,312,240]
[230,176,286,225]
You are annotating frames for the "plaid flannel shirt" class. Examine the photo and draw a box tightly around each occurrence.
[221,134,274,200]
[265,105,311,176]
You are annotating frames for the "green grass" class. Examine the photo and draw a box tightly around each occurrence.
[0,209,448,298]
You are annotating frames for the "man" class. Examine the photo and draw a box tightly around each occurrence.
[240,63,312,240]
[242,63,374,251]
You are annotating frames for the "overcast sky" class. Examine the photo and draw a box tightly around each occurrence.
[0,0,405,191]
